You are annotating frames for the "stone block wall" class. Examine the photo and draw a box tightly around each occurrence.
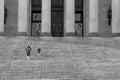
[4,0,18,36]
[2,0,114,37]
[99,0,112,37]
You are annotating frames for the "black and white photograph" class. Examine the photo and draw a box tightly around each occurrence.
[0,0,120,80]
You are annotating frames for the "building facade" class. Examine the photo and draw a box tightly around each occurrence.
[0,0,120,37]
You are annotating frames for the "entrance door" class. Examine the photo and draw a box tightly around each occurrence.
[75,0,84,37]
[31,0,41,37]
[51,11,64,37]
[51,0,64,37]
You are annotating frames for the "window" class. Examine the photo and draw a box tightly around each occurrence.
[75,0,83,23]
[75,0,83,11]
[51,0,64,9]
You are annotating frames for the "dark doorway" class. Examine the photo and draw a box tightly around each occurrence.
[31,0,41,37]
[51,0,64,37]
[75,0,84,37]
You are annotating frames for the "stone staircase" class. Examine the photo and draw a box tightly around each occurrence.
[4,59,83,80]
[1,37,120,80]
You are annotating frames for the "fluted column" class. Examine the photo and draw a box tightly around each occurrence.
[64,0,75,35]
[18,0,28,34]
[112,0,120,35]
[0,0,4,33]
[89,0,98,33]
[41,0,51,35]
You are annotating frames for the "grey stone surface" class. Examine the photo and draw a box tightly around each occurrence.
[0,36,120,80]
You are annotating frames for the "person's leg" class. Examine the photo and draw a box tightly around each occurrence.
[27,56,29,60]
[27,52,30,60]
[37,52,40,56]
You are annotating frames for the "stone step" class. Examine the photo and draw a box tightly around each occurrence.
[19,79,57,80]
[6,59,120,80]
[7,60,82,79]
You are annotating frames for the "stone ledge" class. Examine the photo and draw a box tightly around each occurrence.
[17,32,28,36]
[87,33,100,37]
[21,79,57,80]
[65,32,76,36]
[40,32,51,36]
[112,33,120,37]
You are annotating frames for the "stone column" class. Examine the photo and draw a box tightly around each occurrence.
[41,0,51,36]
[0,0,4,33]
[112,0,120,36]
[89,0,98,34]
[64,0,75,36]
[18,0,28,35]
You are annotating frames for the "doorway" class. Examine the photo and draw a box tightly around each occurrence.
[75,0,84,37]
[51,0,64,37]
[31,0,41,37]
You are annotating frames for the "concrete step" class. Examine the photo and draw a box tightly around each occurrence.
[19,79,57,80]
[13,79,58,80]
[5,59,120,80]
[7,60,83,79]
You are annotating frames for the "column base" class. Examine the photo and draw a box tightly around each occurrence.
[87,33,100,37]
[40,32,51,36]
[112,33,120,37]
[65,32,76,36]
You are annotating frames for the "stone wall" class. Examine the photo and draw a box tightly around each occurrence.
[4,0,18,36]
[99,0,112,37]
[3,0,114,37]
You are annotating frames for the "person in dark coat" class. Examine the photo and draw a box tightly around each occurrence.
[25,42,32,60]
[37,47,41,56]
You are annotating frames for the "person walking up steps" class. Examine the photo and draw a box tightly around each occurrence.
[37,47,41,56]
[25,42,32,60]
